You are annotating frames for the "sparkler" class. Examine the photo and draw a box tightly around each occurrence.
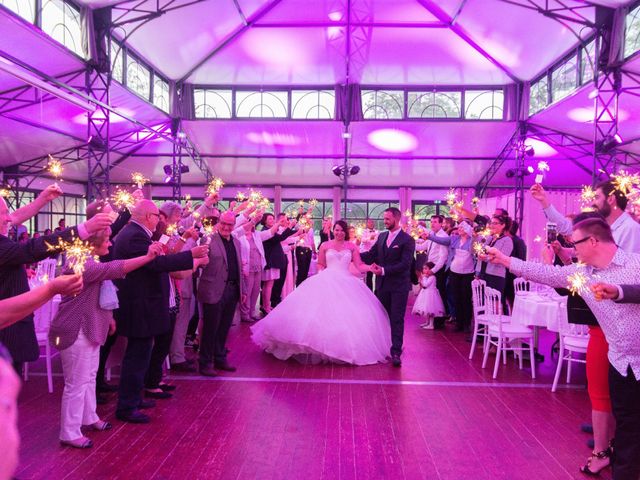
[0,186,10,198]
[473,242,487,256]
[533,235,542,243]
[206,177,225,196]
[111,189,135,210]
[445,188,457,206]
[236,191,247,202]
[309,199,318,208]
[611,170,640,195]
[131,172,149,189]
[580,185,597,210]
[45,236,97,275]
[165,224,178,236]
[47,155,63,179]
[535,161,550,184]
[471,197,479,206]
[567,269,589,296]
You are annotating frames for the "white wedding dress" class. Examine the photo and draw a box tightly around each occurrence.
[251,248,391,365]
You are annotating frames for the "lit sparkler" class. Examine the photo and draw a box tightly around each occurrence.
[445,188,457,206]
[236,192,247,202]
[471,197,479,206]
[45,236,97,275]
[567,269,589,296]
[131,172,149,189]
[111,189,135,210]
[47,155,63,179]
[473,242,487,256]
[580,185,597,209]
[206,177,225,196]
[0,186,10,198]
[611,170,640,195]
[537,161,550,172]
[165,224,178,236]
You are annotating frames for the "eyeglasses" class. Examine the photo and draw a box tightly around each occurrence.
[572,235,592,245]
[219,221,234,227]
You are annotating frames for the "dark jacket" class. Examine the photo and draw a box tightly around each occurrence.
[0,227,82,362]
[262,228,296,270]
[113,222,193,338]
[360,230,415,294]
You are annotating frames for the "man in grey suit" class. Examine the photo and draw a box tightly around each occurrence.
[197,211,245,376]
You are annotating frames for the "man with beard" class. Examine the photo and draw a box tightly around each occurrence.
[530,180,640,254]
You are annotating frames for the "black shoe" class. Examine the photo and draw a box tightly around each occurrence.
[581,423,594,434]
[391,355,402,367]
[97,382,118,393]
[116,410,150,424]
[159,383,177,392]
[145,390,173,399]
[199,366,218,377]
[214,360,237,372]
[96,393,109,405]
[138,399,156,409]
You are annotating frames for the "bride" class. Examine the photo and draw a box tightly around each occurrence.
[251,220,391,365]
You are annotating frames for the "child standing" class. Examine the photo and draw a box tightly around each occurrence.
[412,262,445,329]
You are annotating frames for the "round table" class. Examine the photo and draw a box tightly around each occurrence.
[510,292,567,332]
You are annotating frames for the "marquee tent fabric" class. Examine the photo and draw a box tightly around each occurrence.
[0,0,639,190]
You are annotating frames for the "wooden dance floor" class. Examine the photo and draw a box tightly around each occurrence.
[16,305,604,480]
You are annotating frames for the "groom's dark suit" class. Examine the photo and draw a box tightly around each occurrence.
[361,229,415,357]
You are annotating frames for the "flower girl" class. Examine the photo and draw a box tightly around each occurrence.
[412,262,445,329]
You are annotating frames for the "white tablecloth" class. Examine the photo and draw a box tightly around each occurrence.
[511,292,567,332]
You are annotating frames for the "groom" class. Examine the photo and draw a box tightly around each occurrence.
[361,207,415,367]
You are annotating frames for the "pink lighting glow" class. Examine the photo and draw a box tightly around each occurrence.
[72,107,135,124]
[367,129,418,153]
[567,107,630,123]
[244,30,310,66]
[328,11,343,21]
[525,138,557,157]
[246,131,300,146]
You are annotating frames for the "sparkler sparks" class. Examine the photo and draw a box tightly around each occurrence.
[131,172,149,189]
[473,242,487,256]
[580,185,596,208]
[445,188,457,206]
[47,155,63,178]
[46,236,97,275]
[165,224,178,236]
[537,161,550,172]
[611,170,640,195]
[0,186,10,198]
[111,189,135,210]
[567,269,589,296]
[206,177,225,196]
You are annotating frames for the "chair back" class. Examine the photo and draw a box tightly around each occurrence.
[557,304,590,339]
[484,286,505,334]
[513,277,530,295]
[471,279,487,317]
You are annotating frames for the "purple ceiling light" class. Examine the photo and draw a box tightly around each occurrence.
[367,128,418,153]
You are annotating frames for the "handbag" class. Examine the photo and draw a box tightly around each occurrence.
[99,280,119,310]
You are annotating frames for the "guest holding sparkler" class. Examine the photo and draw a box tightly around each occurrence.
[485,217,640,480]
[0,185,113,372]
[49,229,165,449]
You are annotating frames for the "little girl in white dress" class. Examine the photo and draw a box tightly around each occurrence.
[412,262,445,329]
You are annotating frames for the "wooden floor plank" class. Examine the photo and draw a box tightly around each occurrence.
[15,301,605,480]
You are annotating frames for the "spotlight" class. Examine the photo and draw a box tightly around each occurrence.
[331,164,360,178]
[163,164,190,175]
[506,167,533,178]
[524,145,535,157]
[349,165,360,175]
[332,165,342,177]
[598,134,622,153]
[164,175,173,184]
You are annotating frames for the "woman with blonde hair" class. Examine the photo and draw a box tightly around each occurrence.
[50,226,164,448]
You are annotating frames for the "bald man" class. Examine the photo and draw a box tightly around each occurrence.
[113,200,209,423]
[197,211,245,376]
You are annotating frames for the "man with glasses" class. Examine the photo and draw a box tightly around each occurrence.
[485,217,640,480]
[530,180,640,254]
[113,200,209,423]
[197,211,246,377]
